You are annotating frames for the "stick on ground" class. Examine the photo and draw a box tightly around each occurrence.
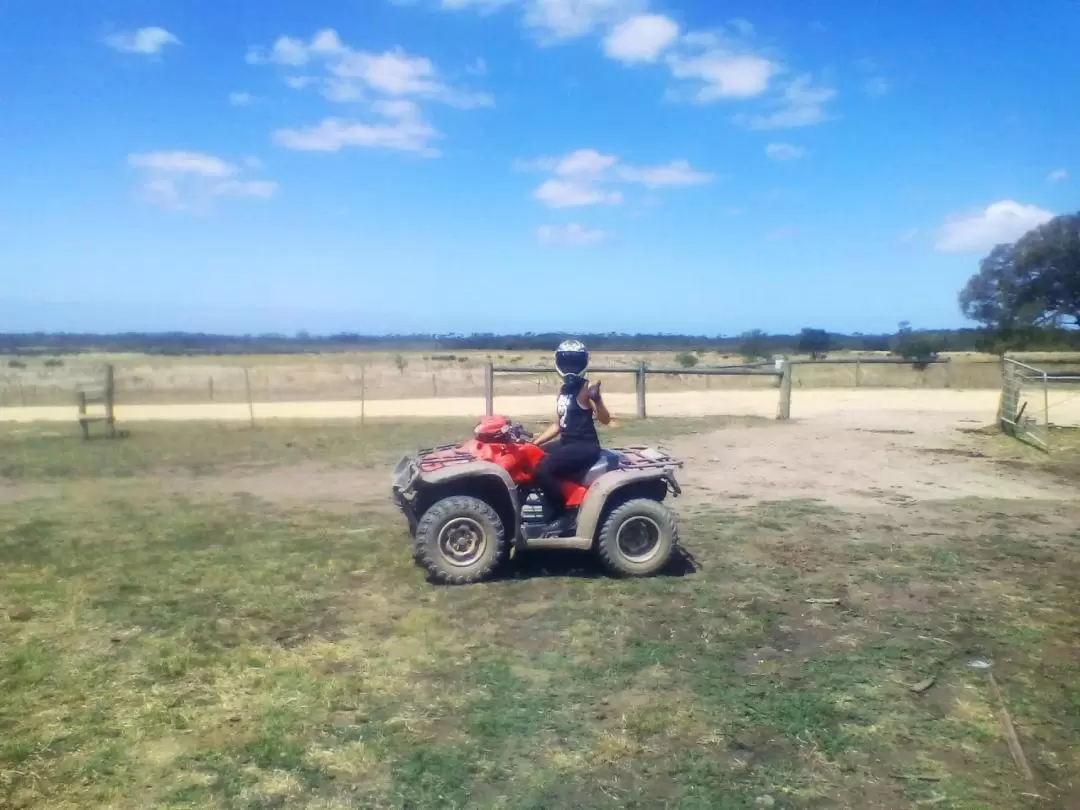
[987,672,1034,780]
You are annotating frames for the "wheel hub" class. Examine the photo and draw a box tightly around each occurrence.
[616,516,662,563]
[438,517,487,567]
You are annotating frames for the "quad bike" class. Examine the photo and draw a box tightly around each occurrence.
[391,415,683,584]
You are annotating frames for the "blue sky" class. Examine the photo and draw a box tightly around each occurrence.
[1,0,1077,336]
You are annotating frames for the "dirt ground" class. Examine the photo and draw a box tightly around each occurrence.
[670,411,1075,512]
[7,387,1077,423]
[120,402,1074,517]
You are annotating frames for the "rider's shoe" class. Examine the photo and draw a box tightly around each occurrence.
[524,514,575,539]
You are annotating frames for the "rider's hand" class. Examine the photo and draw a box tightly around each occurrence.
[587,380,602,402]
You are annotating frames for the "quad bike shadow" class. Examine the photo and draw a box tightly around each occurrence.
[488,544,699,584]
[392,415,691,585]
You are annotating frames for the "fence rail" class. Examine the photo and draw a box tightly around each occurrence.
[486,357,961,422]
[487,362,788,420]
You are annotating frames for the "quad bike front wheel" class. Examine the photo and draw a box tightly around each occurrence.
[414,496,507,585]
[597,498,678,577]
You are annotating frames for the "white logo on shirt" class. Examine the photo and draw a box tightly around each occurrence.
[557,393,572,429]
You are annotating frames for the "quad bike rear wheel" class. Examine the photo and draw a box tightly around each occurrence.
[414,496,507,584]
[597,498,677,577]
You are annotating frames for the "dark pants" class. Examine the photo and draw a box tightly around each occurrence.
[534,440,600,519]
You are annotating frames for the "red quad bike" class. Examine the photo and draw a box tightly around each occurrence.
[391,415,684,584]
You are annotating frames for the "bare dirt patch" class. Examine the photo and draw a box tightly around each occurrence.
[158,462,393,512]
[668,410,1075,511]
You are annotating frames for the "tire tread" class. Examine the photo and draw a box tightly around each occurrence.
[414,496,507,585]
[596,498,677,577]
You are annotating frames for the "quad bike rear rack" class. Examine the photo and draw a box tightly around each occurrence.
[611,445,684,471]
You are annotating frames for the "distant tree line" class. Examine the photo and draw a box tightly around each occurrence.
[2,324,1077,359]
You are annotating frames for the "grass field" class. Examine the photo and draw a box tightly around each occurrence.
[5,350,1080,408]
[2,418,1079,809]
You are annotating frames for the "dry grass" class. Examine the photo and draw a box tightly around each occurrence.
[5,350,1080,408]
[2,420,1080,808]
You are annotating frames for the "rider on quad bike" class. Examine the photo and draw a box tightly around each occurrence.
[529,339,611,536]
[391,342,684,584]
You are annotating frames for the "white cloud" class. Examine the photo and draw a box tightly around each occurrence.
[250,29,491,156]
[104,27,180,55]
[273,101,441,155]
[555,148,620,176]
[864,77,890,97]
[935,200,1054,253]
[247,28,345,65]
[666,48,779,102]
[737,74,835,129]
[536,222,607,245]
[1048,168,1069,184]
[765,143,806,161]
[229,92,257,106]
[127,151,236,177]
[213,180,279,199]
[441,0,515,10]
[524,0,647,41]
[534,179,623,208]
[434,0,645,41]
[603,14,679,64]
[617,160,713,187]
[322,78,366,102]
[522,148,712,208]
[126,151,276,212]
[248,30,490,111]
[250,30,490,107]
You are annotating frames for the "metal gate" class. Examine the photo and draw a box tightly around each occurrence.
[1000,358,1049,451]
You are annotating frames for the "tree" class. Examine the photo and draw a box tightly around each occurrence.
[797,328,831,359]
[891,321,941,365]
[675,351,699,368]
[394,353,408,375]
[738,330,769,362]
[958,212,1080,334]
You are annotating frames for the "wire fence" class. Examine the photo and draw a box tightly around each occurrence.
[5,354,1080,425]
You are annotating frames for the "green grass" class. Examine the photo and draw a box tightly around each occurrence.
[0,415,759,481]
[2,420,1079,809]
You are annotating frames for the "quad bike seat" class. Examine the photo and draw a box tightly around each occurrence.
[571,449,623,486]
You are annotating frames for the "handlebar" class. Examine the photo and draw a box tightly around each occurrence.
[510,423,534,441]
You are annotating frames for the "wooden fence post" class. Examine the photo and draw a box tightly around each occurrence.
[854,359,861,388]
[78,391,89,439]
[636,363,647,419]
[243,368,255,428]
[1044,371,1050,433]
[484,362,494,416]
[208,377,214,402]
[105,364,116,437]
[360,365,366,427]
[777,361,793,420]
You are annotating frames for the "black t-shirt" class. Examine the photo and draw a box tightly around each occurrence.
[556,377,599,445]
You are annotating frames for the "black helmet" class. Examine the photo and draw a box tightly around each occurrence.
[555,339,589,379]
